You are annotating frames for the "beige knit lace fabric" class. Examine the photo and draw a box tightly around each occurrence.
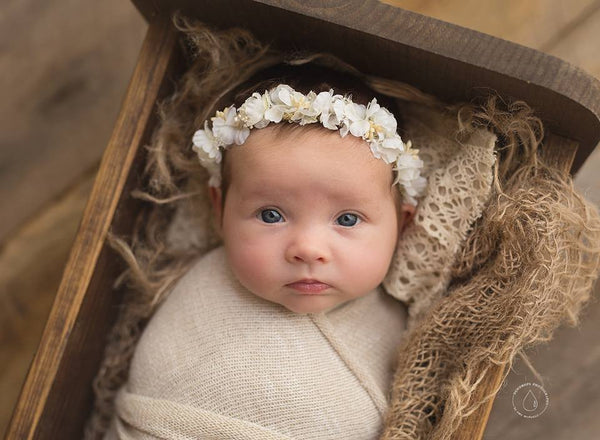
[383,103,496,324]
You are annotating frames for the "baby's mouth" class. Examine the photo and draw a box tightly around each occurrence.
[285,279,331,294]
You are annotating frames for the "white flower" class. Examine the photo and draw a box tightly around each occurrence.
[265,85,295,123]
[401,174,428,205]
[374,135,405,163]
[345,98,398,142]
[192,121,222,163]
[312,90,345,130]
[393,152,425,184]
[269,86,319,124]
[212,106,250,145]
[269,84,295,105]
[345,101,370,138]
[393,142,426,203]
[294,91,320,125]
[368,100,397,139]
[238,92,270,128]
[264,105,285,123]
[413,176,428,194]
[204,160,222,187]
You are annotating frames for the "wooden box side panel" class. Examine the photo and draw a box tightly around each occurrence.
[132,0,600,173]
[6,18,178,440]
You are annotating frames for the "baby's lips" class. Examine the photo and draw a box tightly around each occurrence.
[285,279,332,294]
[287,278,322,284]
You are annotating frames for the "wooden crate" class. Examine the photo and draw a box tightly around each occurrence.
[7,1,600,439]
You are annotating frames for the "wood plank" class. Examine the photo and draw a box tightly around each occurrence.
[546,4,600,84]
[0,0,146,243]
[5,18,177,440]
[382,0,598,50]
[0,170,95,435]
[556,8,600,208]
[540,134,579,174]
[451,364,507,440]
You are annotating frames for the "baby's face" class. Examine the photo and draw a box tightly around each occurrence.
[211,126,412,314]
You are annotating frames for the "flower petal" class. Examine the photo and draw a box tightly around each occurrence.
[349,119,370,137]
[265,105,285,123]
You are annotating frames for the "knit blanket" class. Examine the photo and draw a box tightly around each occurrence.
[105,246,408,439]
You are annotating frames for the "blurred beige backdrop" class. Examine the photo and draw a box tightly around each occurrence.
[1,0,599,438]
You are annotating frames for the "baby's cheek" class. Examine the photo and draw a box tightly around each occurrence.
[346,239,394,286]
[226,240,277,290]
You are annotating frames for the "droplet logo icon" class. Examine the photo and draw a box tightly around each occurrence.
[512,383,549,418]
[522,389,538,411]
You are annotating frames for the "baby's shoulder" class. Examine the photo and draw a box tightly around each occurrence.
[161,245,246,311]
[127,246,249,391]
[126,246,313,398]
[140,246,253,331]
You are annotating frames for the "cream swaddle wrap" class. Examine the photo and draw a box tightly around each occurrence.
[107,246,408,439]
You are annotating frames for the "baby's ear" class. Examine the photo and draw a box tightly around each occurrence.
[208,186,223,236]
[398,203,416,236]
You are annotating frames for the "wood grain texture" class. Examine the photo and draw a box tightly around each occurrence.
[5,18,177,440]
[450,365,507,440]
[546,4,600,86]
[540,134,579,174]
[549,5,600,208]
[382,0,599,51]
[0,0,146,243]
[131,0,600,172]
[0,171,95,435]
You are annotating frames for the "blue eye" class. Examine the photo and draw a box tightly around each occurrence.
[260,209,283,223]
[336,213,359,227]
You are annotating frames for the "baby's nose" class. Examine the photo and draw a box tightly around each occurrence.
[285,231,330,264]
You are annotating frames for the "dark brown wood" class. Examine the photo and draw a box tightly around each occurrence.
[540,133,579,174]
[6,18,178,440]
[131,0,600,175]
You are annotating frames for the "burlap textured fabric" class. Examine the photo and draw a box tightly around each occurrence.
[105,246,408,439]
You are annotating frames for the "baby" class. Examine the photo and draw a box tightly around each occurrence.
[106,65,426,439]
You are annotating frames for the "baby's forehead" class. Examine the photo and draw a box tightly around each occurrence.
[232,125,392,173]
[227,128,395,197]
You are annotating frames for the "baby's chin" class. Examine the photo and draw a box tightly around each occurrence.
[278,297,348,315]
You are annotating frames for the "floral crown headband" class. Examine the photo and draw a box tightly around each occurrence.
[192,84,427,205]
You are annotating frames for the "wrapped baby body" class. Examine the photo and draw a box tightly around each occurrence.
[106,246,408,439]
